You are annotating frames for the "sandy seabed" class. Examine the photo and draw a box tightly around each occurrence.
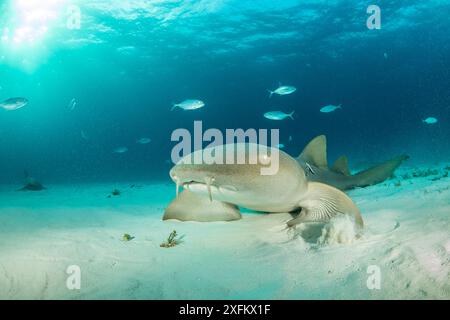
[0,165,449,300]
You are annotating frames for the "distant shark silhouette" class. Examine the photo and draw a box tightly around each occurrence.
[18,170,46,191]
[297,135,409,190]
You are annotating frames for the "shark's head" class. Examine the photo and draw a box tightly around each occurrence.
[169,143,308,212]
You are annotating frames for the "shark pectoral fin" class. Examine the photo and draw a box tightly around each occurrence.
[298,135,328,169]
[290,182,364,228]
[353,154,409,187]
[332,155,351,176]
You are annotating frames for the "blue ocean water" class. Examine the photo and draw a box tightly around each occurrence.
[0,0,449,185]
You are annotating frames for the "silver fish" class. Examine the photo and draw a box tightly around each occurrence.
[0,97,28,111]
[320,104,342,113]
[423,117,438,124]
[171,99,205,111]
[137,137,151,144]
[81,130,89,140]
[268,85,296,98]
[264,111,294,120]
[113,147,128,154]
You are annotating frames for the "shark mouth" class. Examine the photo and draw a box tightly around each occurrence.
[174,177,216,202]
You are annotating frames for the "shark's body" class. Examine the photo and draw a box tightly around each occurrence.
[164,137,407,225]
[169,143,363,227]
[297,135,409,191]
[18,171,46,191]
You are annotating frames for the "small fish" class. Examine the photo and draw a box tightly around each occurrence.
[81,130,89,140]
[113,147,128,154]
[171,99,205,111]
[264,111,294,121]
[68,98,77,111]
[320,104,342,113]
[423,117,438,124]
[268,85,296,98]
[0,97,28,111]
[288,135,293,142]
[137,137,151,144]
[384,52,388,59]
[276,143,285,149]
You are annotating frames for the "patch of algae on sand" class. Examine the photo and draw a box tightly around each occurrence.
[160,230,183,248]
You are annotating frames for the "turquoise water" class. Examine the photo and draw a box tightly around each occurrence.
[0,0,449,185]
[0,1,450,300]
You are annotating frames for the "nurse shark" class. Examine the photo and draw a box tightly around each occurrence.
[167,143,363,228]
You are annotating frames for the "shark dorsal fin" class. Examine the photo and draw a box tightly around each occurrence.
[332,155,351,176]
[298,135,328,169]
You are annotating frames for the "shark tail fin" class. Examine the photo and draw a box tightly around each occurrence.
[268,90,274,98]
[171,104,178,111]
[288,182,363,228]
[352,155,409,188]
[331,155,351,176]
[297,135,328,169]
[289,111,294,120]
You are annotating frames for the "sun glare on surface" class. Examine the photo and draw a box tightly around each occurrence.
[0,0,68,71]
[1,0,65,47]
